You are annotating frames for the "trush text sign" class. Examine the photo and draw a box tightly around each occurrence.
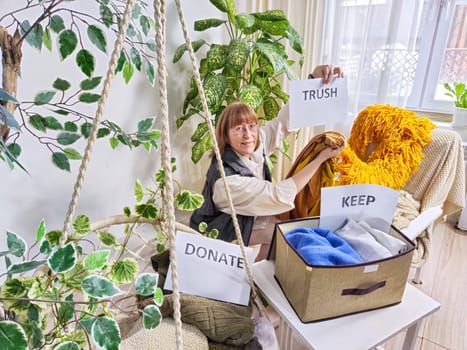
[289,76,348,130]
[164,231,254,306]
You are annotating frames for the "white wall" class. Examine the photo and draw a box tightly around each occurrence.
[0,1,223,253]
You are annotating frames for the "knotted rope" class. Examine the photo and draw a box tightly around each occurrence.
[173,0,266,318]
[61,0,136,242]
[154,0,183,348]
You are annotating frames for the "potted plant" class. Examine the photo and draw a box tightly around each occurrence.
[444,81,467,127]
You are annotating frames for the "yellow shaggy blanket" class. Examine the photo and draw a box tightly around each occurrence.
[336,104,436,190]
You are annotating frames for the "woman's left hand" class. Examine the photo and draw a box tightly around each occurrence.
[310,65,344,84]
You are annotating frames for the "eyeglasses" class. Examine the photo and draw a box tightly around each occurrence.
[231,123,259,135]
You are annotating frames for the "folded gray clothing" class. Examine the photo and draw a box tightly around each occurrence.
[358,220,407,255]
[335,218,392,262]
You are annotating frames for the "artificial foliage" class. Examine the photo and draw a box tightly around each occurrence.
[0,162,204,350]
[173,0,304,163]
[0,1,159,172]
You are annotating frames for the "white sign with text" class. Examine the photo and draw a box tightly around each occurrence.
[319,184,400,233]
[289,76,348,129]
[164,231,254,306]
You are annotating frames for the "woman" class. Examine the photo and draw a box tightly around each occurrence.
[190,65,345,260]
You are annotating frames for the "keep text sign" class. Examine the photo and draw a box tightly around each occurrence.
[289,76,348,129]
[164,231,254,306]
[319,184,400,233]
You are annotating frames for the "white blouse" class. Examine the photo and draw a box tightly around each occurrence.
[212,104,298,217]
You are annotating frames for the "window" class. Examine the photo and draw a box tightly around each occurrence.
[321,0,467,116]
[408,0,467,112]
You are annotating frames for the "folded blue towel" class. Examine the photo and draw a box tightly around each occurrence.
[285,227,364,266]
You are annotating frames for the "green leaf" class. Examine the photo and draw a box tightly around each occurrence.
[46,230,62,246]
[0,105,20,129]
[34,91,56,105]
[6,231,26,257]
[28,114,46,131]
[53,78,71,91]
[48,243,77,273]
[43,28,52,51]
[84,250,110,271]
[81,122,92,138]
[122,61,134,83]
[194,18,226,31]
[134,179,144,202]
[137,118,154,132]
[175,189,204,211]
[54,341,81,350]
[100,4,114,28]
[135,203,158,219]
[0,321,28,350]
[0,88,19,104]
[20,20,43,50]
[2,278,26,297]
[76,49,95,77]
[7,260,47,275]
[240,84,263,110]
[206,44,229,71]
[57,132,80,145]
[64,121,78,132]
[236,13,255,31]
[109,137,118,149]
[91,316,121,350]
[109,258,138,284]
[142,305,162,330]
[52,152,70,171]
[172,39,206,63]
[87,25,107,53]
[80,77,102,90]
[39,239,52,255]
[192,132,213,163]
[73,215,90,234]
[210,0,228,12]
[97,127,110,138]
[286,25,303,54]
[44,116,63,130]
[29,319,44,349]
[130,47,142,71]
[98,231,120,247]
[140,15,151,35]
[146,61,155,86]
[79,93,101,103]
[135,273,158,296]
[58,29,78,60]
[50,15,65,33]
[82,275,122,299]
[36,219,46,242]
[115,51,127,73]
[64,148,82,160]
[154,287,164,306]
[58,294,74,324]
[226,39,249,73]
[203,73,227,109]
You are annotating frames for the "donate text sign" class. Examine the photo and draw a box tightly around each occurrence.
[164,231,254,305]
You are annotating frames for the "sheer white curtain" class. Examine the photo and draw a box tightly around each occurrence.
[320,0,426,117]
[244,0,427,180]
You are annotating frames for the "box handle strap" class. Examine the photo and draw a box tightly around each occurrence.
[341,281,386,296]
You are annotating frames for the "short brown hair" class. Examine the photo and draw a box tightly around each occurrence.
[215,102,259,155]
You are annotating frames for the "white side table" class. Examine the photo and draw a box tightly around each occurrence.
[252,260,440,350]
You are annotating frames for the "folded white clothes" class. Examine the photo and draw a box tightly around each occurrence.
[335,218,392,262]
[357,220,408,255]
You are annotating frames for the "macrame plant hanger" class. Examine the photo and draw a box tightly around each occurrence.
[60,0,266,349]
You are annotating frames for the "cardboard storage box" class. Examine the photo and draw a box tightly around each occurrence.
[268,217,415,322]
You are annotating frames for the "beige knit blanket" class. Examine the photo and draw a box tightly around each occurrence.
[398,127,465,266]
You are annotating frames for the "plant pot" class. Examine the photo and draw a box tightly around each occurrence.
[452,106,467,128]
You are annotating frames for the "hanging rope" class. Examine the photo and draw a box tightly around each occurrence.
[172,0,266,317]
[61,0,136,243]
[154,0,183,348]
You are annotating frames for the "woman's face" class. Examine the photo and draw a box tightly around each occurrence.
[228,123,259,158]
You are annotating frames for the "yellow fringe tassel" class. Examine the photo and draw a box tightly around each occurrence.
[335,104,436,190]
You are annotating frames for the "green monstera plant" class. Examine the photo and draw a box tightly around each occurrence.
[173,0,304,163]
[0,159,205,350]
[0,0,159,172]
